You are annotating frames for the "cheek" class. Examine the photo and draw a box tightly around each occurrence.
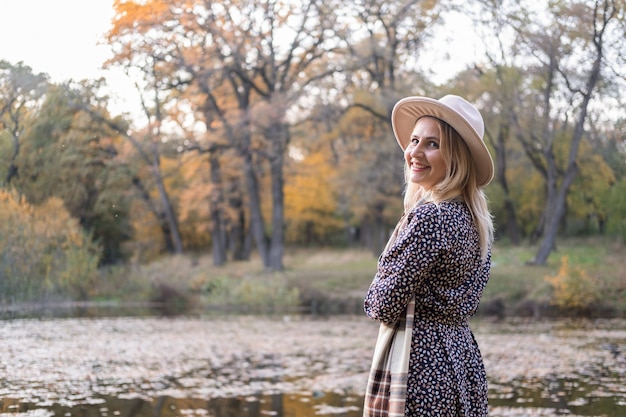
[436,155,449,175]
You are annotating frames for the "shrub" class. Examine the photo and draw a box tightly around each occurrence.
[544,255,599,310]
[0,189,101,302]
[199,274,300,313]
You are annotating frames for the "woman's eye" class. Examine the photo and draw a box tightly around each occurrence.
[409,138,439,148]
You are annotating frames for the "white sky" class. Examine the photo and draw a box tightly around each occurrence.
[0,0,139,118]
[0,0,113,81]
[0,1,482,124]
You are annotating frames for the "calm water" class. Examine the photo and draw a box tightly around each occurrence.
[0,392,363,417]
[0,307,624,417]
[3,387,626,417]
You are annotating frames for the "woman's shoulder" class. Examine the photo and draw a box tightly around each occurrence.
[407,200,470,227]
[410,199,467,216]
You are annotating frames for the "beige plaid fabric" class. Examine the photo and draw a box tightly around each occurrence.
[363,295,415,417]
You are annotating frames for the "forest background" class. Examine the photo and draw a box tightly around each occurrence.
[0,0,625,317]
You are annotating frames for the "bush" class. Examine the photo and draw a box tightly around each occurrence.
[0,189,101,302]
[544,255,600,310]
[196,272,300,313]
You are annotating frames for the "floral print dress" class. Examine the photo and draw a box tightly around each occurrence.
[364,200,491,417]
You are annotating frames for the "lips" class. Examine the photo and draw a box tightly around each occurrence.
[411,161,430,170]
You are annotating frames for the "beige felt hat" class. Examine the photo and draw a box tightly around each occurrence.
[391,94,494,187]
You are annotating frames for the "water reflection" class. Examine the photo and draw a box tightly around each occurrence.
[3,387,626,417]
[1,392,363,417]
[490,377,626,416]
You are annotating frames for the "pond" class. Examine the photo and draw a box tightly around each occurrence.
[0,313,624,417]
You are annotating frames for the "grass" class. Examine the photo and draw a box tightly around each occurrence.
[98,238,626,318]
[486,237,626,316]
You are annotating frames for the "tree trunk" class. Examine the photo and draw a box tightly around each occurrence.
[5,131,20,185]
[209,154,227,266]
[365,203,388,256]
[268,123,288,272]
[131,176,176,253]
[229,211,248,261]
[153,161,184,254]
[503,198,521,244]
[228,188,248,261]
[494,122,521,244]
[5,162,17,185]
[241,128,270,268]
[534,170,572,264]
[532,145,558,260]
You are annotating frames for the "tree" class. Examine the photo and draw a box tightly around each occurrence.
[196,0,346,270]
[0,60,48,185]
[344,0,442,106]
[283,150,344,245]
[100,1,186,255]
[517,0,623,264]
[475,0,624,263]
[87,112,185,256]
[106,0,346,270]
[13,83,133,263]
[593,117,626,238]
[566,143,615,234]
[467,0,526,244]
[325,0,442,254]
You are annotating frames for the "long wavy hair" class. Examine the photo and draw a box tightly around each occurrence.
[403,117,494,259]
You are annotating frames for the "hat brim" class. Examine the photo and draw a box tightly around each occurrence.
[391,96,494,187]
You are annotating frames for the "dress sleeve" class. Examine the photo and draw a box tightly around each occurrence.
[364,204,447,323]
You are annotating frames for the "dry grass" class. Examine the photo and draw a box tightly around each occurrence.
[103,238,625,318]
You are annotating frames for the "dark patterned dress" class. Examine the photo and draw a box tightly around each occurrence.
[364,200,490,417]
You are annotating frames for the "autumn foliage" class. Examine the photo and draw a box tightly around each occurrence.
[545,256,600,311]
[0,189,101,302]
[0,0,624,306]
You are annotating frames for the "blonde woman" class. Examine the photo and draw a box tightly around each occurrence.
[363,95,494,417]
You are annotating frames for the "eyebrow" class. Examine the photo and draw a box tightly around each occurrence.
[410,134,440,140]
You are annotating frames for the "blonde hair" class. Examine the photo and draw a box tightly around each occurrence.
[403,117,494,259]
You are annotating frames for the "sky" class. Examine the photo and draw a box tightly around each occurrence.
[0,0,138,117]
[0,1,483,123]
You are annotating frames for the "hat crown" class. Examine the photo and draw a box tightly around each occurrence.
[438,95,484,139]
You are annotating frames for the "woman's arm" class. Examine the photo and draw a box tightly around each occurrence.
[364,205,446,323]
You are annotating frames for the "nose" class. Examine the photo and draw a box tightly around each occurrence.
[409,142,424,157]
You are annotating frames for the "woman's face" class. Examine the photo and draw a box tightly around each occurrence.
[404,117,447,190]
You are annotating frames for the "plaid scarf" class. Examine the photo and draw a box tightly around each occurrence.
[363,211,417,417]
[363,295,415,417]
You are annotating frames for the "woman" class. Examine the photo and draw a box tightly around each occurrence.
[363,95,494,417]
